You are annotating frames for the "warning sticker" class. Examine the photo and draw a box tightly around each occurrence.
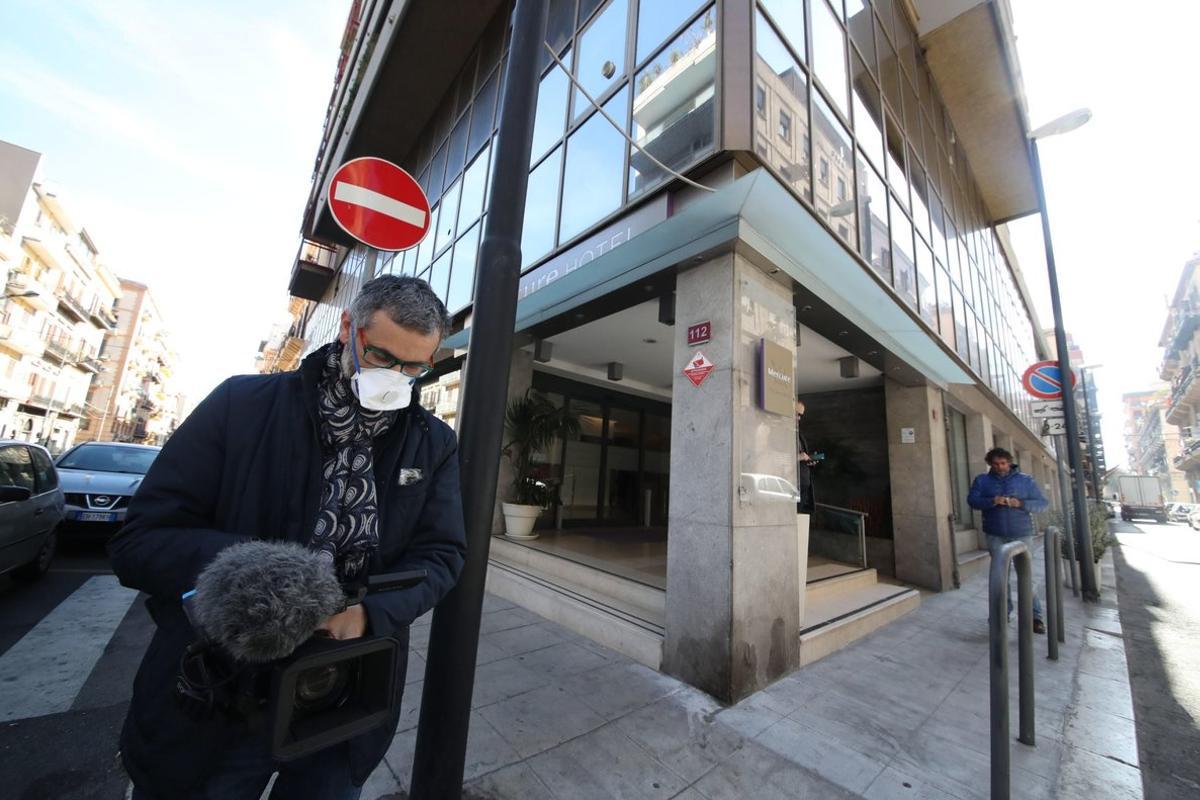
[683,351,715,387]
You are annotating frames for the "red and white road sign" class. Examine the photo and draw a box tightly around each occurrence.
[683,351,715,387]
[327,157,430,251]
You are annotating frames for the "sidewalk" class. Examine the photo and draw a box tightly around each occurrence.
[361,541,1141,799]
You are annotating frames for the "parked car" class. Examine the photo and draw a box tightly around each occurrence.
[55,442,160,539]
[1188,508,1200,530]
[1102,500,1118,519]
[0,441,64,581]
[1166,502,1196,523]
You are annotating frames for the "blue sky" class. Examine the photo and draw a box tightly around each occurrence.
[0,0,346,408]
[1,0,1196,462]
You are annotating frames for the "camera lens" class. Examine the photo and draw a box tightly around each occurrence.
[294,663,351,711]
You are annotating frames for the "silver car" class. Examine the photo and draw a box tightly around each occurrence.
[0,441,64,580]
[55,442,160,538]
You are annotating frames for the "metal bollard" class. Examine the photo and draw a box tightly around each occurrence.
[989,539,1036,800]
[1043,527,1059,661]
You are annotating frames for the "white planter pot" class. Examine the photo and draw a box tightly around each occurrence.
[502,503,542,540]
[1092,559,1103,594]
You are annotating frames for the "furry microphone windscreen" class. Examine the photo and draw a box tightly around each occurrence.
[192,540,347,663]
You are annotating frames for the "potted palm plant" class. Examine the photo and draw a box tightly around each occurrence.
[501,389,579,540]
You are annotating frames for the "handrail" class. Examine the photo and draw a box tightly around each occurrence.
[989,539,1036,799]
[813,502,868,568]
[813,501,865,517]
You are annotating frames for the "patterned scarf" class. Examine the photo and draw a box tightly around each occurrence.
[312,342,399,580]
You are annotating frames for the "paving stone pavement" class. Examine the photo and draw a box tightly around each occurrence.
[362,543,1142,799]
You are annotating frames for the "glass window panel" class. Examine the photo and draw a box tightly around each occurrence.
[874,0,900,44]
[561,87,629,241]
[429,249,452,302]
[916,236,936,329]
[453,53,478,120]
[521,145,563,267]
[604,406,641,522]
[562,398,603,520]
[952,286,968,359]
[812,92,855,248]
[435,178,462,254]
[447,220,481,313]
[580,0,606,25]
[846,1,874,68]
[811,0,850,116]
[754,13,811,200]
[414,204,440,273]
[877,16,902,116]
[532,58,570,164]
[427,143,449,202]
[446,114,470,180]
[851,62,884,170]
[760,0,805,61]
[468,68,499,158]
[889,195,916,307]
[636,0,702,64]
[856,151,888,279]
[545,0,577,68]
[892,4,918,80]
[458,142,491,232]
[902,78,921,161]
[909,157,930,243]
[884,111,908,207]
[573,0,629,121]
[630,9,716,197]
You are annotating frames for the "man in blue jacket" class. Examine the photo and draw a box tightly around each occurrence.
[967,447,1048,634]
[109,276,466,799]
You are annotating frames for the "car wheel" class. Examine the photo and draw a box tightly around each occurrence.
[13,531,56,582]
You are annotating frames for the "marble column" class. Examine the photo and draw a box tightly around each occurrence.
[885,380,955,591]
[663,253,801,703]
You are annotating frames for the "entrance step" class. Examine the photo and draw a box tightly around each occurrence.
[954,527,982,555]
[805,567,879,603]
[799,579,920,667]
[957,548,990,582]
[486,537,665,670]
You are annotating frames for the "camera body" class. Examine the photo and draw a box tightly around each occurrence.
[175,568,425,761]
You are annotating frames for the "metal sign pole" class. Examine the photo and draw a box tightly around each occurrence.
[409,1,549,796]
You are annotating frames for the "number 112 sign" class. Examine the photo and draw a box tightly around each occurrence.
[687,321,711,346]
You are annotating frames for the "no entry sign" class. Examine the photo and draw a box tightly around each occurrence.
[328,157,430,251]
[1022,361,1076,400]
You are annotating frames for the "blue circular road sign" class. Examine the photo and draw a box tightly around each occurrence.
[1022,361,1076,400]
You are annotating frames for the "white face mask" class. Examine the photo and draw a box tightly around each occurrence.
[349,326,416,411]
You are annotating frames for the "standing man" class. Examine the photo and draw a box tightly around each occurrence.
[967,447,1048,634]
[109,276,466,799]
[796,399,815,514]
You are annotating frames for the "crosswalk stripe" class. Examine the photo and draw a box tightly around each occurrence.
[0,575,138,722]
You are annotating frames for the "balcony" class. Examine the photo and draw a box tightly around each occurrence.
[1161,348,1182,381]
[89,301,118,330]
[57,290,91,323]
[21,233,64,272]
[288,239,340,301]
[0,316,45,358]
[0,373,29,402]
[277,335,306,371]
[1176,439,1200,472]
[5,270,55,313]
[77,355,103,374]
[1166,364,1200,426]
[43,337,76,365]
[28,393,68,412]
[1170,305,1200,353]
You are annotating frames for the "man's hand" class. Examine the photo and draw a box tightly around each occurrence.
[993,496,1007,506]
[320,604,367,640]
[1008,497,1023,509]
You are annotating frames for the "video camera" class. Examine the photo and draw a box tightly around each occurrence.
[174,541,425,761]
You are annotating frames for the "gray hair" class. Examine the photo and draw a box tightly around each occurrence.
[349,275,450,338]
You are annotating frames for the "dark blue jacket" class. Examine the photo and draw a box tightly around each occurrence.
[108,344,466,794]
[967,466,1048,538]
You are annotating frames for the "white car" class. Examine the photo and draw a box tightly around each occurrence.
[1167,502,1197,523]
[55,442,160,539]
[1188,508,1200,530]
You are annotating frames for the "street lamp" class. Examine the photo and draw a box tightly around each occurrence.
[1029,107,1098,600]
[3,290,38,299]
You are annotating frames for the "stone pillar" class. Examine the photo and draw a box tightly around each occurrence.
[454,348,534,536]
[884,380,955,591]
[663,253,800,703]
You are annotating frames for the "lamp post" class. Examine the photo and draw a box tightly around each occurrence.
[1029,108,1098,600]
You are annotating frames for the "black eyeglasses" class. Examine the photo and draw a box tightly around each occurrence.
[358,334,434,378]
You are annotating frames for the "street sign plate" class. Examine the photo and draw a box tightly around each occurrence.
[328,157,431,251]
[1022,361,1077,400]
[1043,419,1068,436]
[1031,400,1065,419]
[687,321,712,347]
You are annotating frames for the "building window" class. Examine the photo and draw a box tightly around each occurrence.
[778,109,792,143]
[755,83,766,116]
[818,157,829,185]
[837,176,847,201]
[946,407,973,527]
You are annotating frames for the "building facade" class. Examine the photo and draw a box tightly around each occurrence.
[1122,388,1190,503]
[278,0,1067,701]
[0,141,122,453]
[76,279,184,446]
[1158,253,1200,498]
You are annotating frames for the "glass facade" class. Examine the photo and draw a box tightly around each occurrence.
[752,0,1039,430]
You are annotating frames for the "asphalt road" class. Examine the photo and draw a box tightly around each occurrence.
[0,539,151,800]
[1111,519,1200,800]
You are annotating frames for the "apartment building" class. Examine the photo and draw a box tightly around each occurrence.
[1123,388,1190,502]
[1157,253,1200,498]
[0,141,122,452]
[77,279,184,446]
[255,296,310,374]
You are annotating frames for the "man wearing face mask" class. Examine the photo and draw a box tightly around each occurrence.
[109,276,466,799]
